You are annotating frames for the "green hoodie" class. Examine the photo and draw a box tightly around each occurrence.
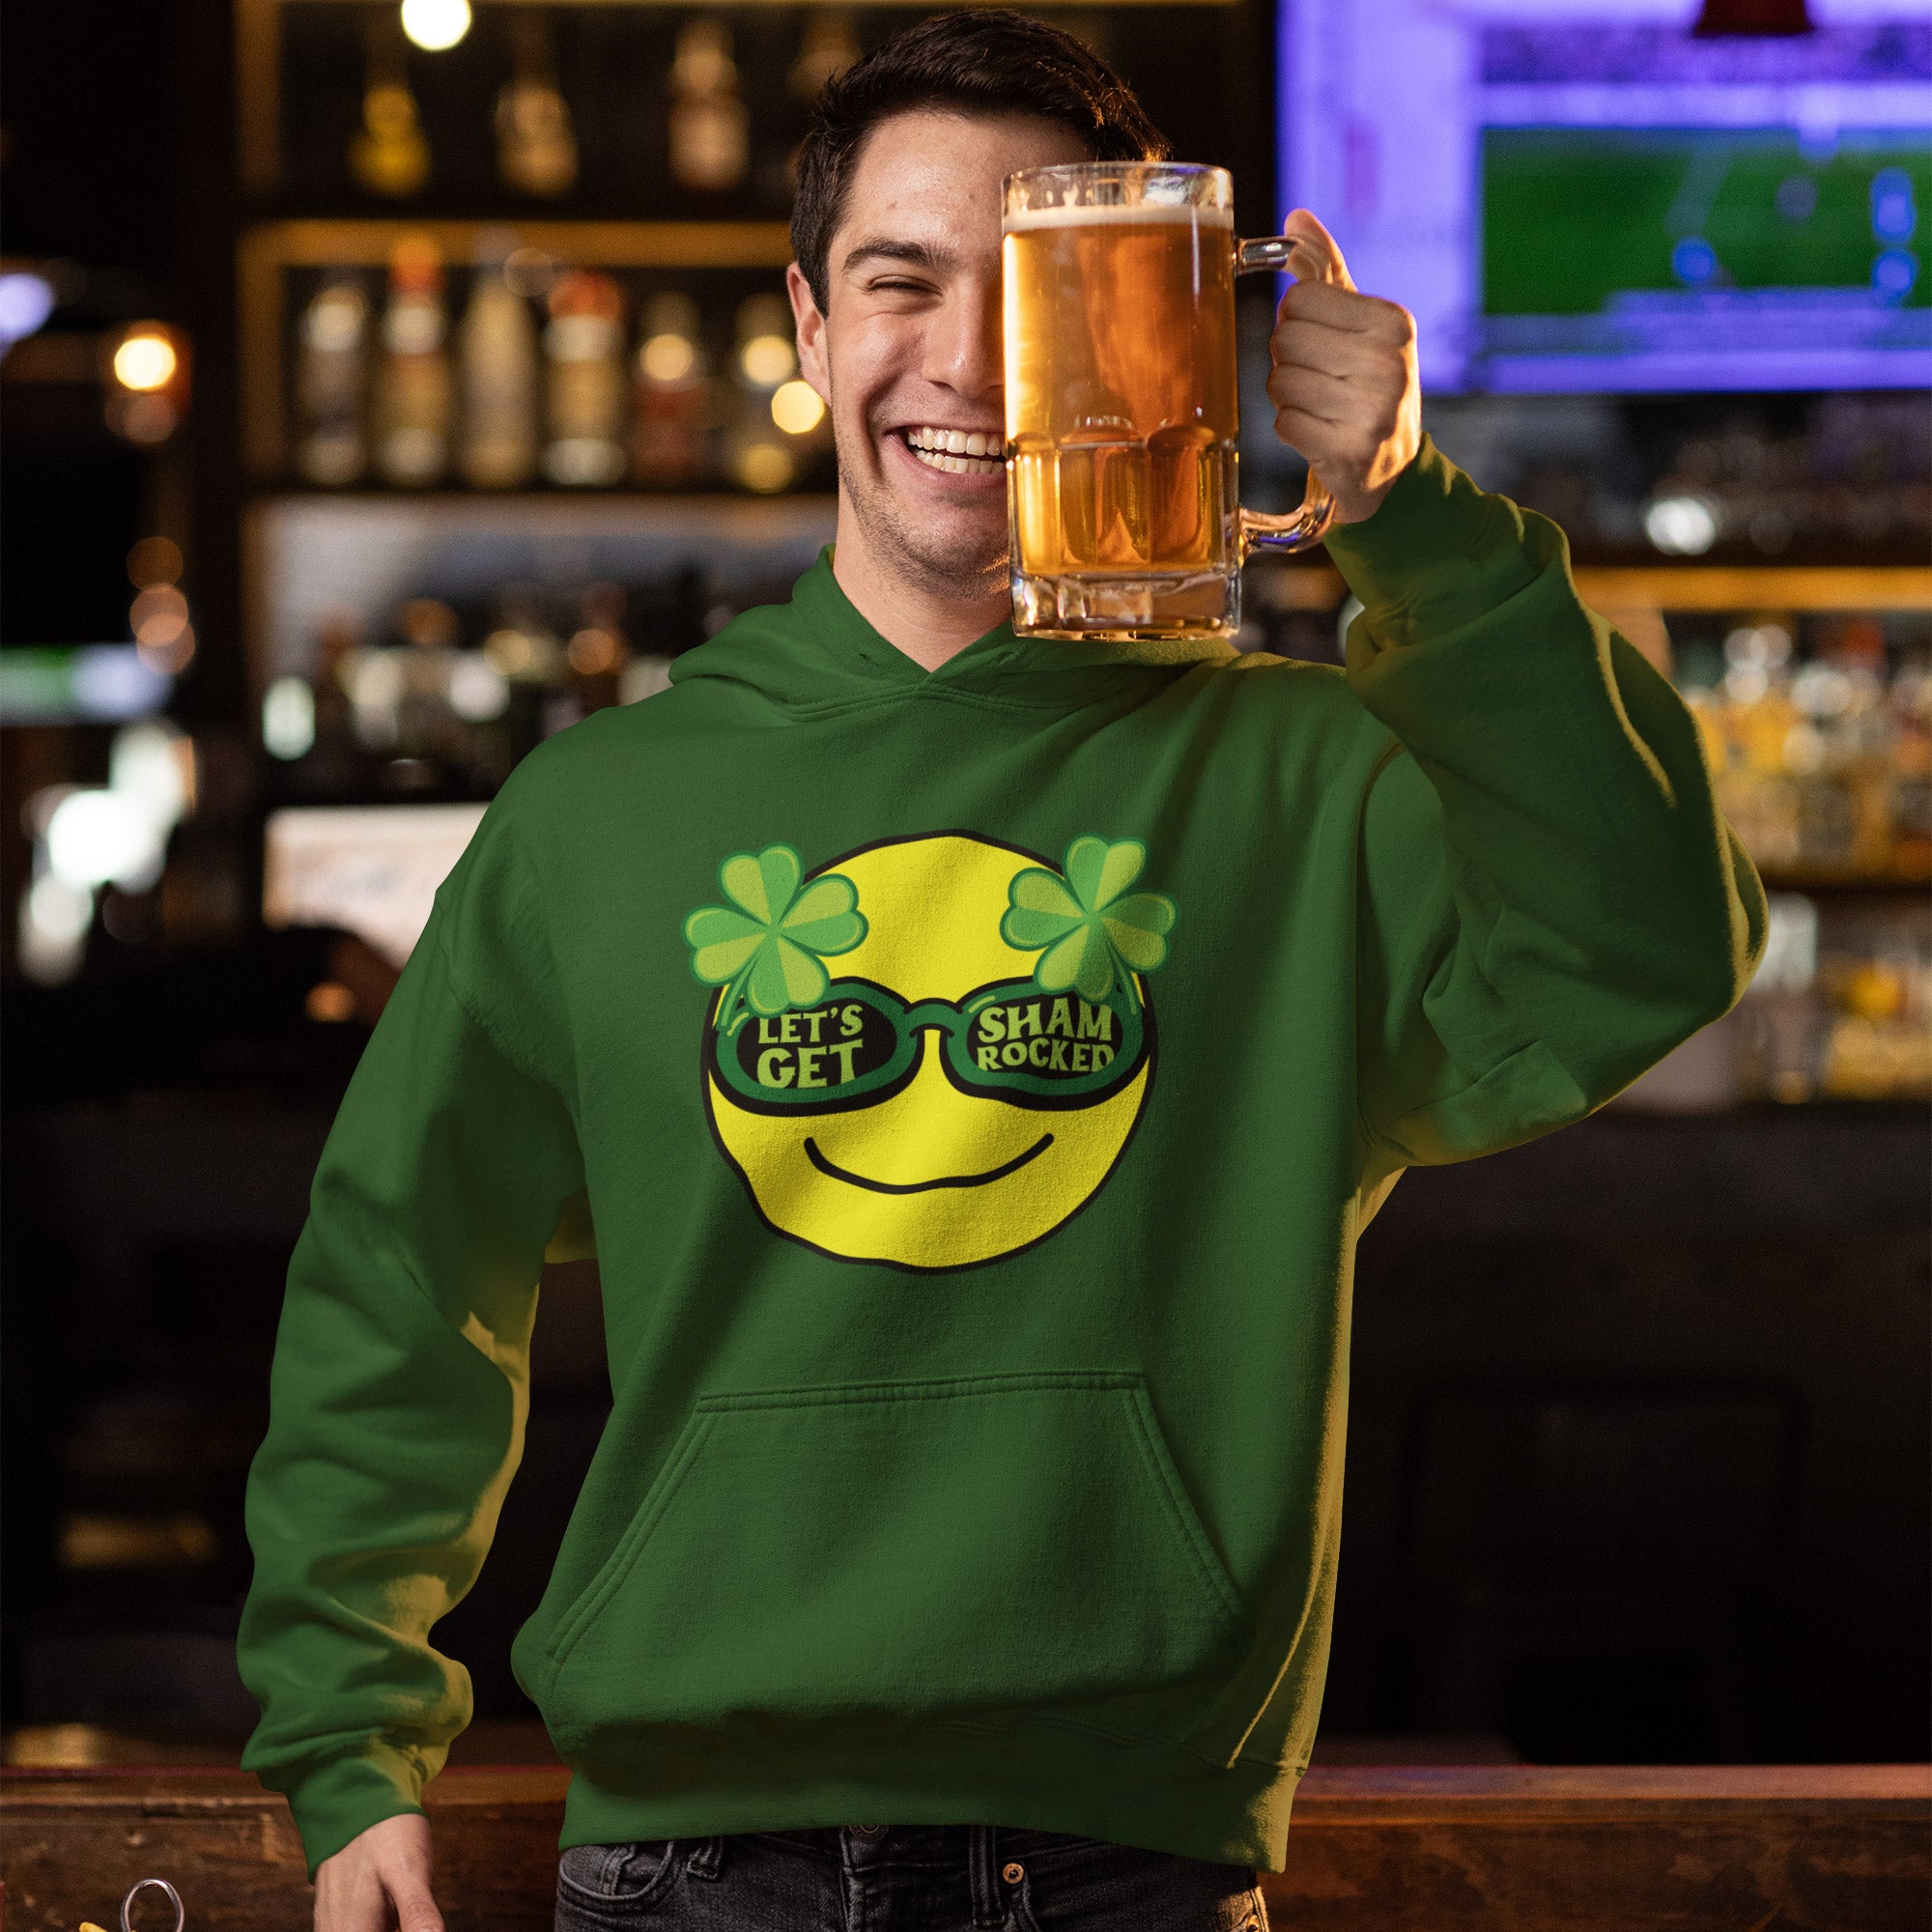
[239,440,1764,1876]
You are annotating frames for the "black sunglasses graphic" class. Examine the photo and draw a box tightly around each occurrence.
[708,976,1149,1118]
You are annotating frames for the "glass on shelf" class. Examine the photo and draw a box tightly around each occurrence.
[668,17,750,193]
[543,270,628,488]
[632,291,713,489]
[497,11,579,199]
[349,10,430,199]
[373,234,453,486]
[296,276,371,487]
[459,241,540,489]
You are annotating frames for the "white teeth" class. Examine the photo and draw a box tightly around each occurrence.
[906,427,1001,458]
[904,433,1002,476]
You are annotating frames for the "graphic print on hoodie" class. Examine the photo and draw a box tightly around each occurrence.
[686,831,1178,1270]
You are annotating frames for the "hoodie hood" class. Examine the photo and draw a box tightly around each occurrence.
[669,548,1240,713]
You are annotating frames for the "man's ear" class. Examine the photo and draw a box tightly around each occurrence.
[786,262,831,405]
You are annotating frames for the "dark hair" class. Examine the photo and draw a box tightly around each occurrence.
[791,10,1169,312]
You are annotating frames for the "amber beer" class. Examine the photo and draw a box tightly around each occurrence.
[1006,205,1236,586]
[1002,165,1330,639]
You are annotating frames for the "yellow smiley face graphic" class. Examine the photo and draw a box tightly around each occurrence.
[689,832,1173,1271]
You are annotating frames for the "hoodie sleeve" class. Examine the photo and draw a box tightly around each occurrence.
[1327,438,1766,1174]
[238,808,584,1875]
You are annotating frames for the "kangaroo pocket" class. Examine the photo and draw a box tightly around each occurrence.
[540,1369,1248,1747]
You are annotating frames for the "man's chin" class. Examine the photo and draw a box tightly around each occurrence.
[883,527,1009,604]
[846,483,1009,601]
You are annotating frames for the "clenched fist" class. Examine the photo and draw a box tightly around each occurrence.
[1265,209,1421,526]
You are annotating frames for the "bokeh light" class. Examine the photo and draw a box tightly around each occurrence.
[640,333,697,384]
[400,0,471,52]
[771,380,826,436]
[739,333,796,387]
[127,537,184,588]
[112,330,178,393]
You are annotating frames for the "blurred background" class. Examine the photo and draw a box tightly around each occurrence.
[1,0,1925,1777]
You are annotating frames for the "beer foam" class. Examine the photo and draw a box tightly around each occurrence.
[1004,202,1234,232]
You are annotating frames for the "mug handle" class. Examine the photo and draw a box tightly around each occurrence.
[1234,235,1334,555]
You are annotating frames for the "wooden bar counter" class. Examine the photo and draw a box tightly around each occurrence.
[6,1763,1926,1931]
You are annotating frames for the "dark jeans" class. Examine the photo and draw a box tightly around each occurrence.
[554,1825,1270,1931]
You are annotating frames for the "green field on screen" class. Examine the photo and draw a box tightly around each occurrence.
[1483,128,1929,315]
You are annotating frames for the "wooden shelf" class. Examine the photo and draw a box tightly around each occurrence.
[1571,565,1932,612]
[1757,872,1932,898]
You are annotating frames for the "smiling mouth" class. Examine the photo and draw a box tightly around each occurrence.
[897,426,1005,477]
[804,1133,1054,1194]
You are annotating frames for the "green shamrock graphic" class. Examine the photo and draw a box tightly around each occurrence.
[1000,835,1177,1006]
[684,844,867,1035]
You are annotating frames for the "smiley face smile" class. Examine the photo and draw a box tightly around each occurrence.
[804,1131,1055,1195]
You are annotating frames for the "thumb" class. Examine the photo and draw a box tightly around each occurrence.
[385,1873,445,1932]
[1277,209,1356,294]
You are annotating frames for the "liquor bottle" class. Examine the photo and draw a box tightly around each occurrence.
[293,608,376,793]
[668,17,749,192]
[789,10,860,101]
[295,275,370,485]
[393,596,463,773]
[349,14,430,198]
[373,235,453,485]
[497,12,579,198]
[459,244,538,488]
[543,270,626,487]
[566,581,634,713]
[725,292,797,494]
[483,585,572,746]
[632,291,711,487]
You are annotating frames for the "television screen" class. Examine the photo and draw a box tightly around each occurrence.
[1279,0,1931,393]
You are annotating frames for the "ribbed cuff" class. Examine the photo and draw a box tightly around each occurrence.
[1323,436,1547,656]
[270,1743,429,1878]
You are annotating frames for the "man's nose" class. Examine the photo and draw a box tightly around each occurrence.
[923,278,1003,401]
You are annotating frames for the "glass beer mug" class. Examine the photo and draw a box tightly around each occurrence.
[1003,161,1331,639]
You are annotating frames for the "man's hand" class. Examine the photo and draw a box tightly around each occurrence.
[314,1814,442,1932]
[1265,209,1421,526]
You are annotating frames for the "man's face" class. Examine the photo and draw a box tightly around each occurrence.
[789,110,1091,606]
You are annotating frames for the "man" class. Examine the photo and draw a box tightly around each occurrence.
[239,13,1764,1931]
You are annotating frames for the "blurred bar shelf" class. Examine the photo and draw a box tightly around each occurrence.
[238,0,1248,200]
[1571,565,1932,612]
[7,1762,1926,1930]
[242,489,836,691]
[1755,870,1932,895]
[240,217,794,479]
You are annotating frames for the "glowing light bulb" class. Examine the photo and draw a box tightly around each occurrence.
[400,0,471,52]
[113,331,178,393]
[770,379,825,436]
